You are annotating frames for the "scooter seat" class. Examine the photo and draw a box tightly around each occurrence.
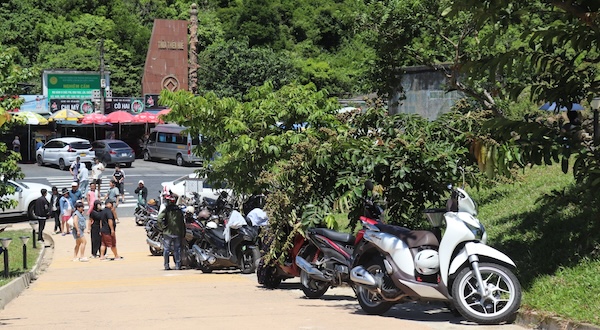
[207,226,226,241]
[376,224,439,248]
[309,228,355,244]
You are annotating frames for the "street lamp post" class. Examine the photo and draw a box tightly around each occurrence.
[1,238,13,277]
[29,221,39,249]
[19,236,30,269]
[591,98,600,144]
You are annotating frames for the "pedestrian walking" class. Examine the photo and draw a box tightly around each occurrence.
[69,181,83,207]
[90,158,105,194]
[12,135,20,152]
[86,182,98,215]
[104,180,120,223]
[112,165,125,203]
[99,200,122,261]
[33,188,51,243]
[69,156,81,182]
[59,188,73,235]
[158,193,185,270]
[88,200,103,258]
[50,186,62,234]
[78,164,89,197]
[71,202,89,262]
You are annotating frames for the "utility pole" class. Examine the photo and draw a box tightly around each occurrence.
[189,3,199,95]
[99,39,106,114]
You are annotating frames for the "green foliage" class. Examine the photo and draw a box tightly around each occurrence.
[469,163,600,325]
[197,39,297,99]
[0,43,28,210]
[161,83,473,265]
[0,230,42,286]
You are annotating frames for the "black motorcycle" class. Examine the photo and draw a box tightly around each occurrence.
[191,212,262,274]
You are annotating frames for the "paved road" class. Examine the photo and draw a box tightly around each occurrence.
[0,218,528,330]
[19,161,195,209]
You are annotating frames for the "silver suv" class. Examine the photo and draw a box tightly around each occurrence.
[36,137,95,170]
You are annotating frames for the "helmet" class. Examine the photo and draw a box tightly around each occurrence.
[206,221,218,229]
[414,249,440,275]
[198,209,211,219]
[164,194,177,204]
[148,199,157,206]
[185,206,195,213]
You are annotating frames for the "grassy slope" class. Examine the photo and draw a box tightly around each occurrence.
[470,164,600,326]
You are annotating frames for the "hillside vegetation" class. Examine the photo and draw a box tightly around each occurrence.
[471,164,600,326]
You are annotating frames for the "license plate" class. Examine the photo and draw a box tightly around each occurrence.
[80,153,86,157]
[121,153,127,157]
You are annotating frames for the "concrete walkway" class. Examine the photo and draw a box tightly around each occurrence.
[0,217,535,330]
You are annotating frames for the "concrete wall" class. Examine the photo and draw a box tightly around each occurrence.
[389,66,463,120]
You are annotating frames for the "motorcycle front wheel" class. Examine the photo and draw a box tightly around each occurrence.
[355,258,394,315]
[452,262,521,324]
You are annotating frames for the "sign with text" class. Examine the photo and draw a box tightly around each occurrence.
[43,70,110,101]
[105,98,144,114]
[49,99,96,113]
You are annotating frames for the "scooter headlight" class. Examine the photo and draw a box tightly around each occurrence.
[464,221,485,241]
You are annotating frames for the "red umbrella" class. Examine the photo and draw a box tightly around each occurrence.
[81,112,107,124]
[157,108,171,116]
[132,112,159,123]
[106,110,134,124]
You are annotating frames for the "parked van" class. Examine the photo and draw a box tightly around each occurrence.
[142,124,202,166]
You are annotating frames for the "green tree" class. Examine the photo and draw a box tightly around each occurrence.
[197,39,297,99]
[0,44,29,210]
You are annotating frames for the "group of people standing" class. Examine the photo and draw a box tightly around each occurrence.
[33,157,132,262]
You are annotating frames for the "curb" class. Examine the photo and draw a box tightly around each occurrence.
[0,232,52,310]
[517,311,600,330]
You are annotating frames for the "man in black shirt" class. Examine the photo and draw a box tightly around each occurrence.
[99,200,121,260]
[34,189,50,242]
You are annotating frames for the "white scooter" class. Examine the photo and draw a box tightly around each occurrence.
[350,179,521,324]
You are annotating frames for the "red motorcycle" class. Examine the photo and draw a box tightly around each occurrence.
[257,181,382,295]
[257,230,312,288]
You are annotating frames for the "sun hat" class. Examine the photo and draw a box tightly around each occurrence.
[61,188,69,194]
[71,182,78,186]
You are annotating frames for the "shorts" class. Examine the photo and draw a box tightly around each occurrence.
[117,182,124,195]
[101,233,116,247]
[93,178,102,185]
[61,215,71,223]
[72,228,84,239]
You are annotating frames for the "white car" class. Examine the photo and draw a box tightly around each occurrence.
[0,180,52,220]
[36,137,95,171]
[161,173,231,201]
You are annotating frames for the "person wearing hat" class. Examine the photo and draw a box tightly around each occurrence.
[134,180,148,207]
[59,187,74,235]
[33,189,51,243]
[69,181,83,208]
[71,202,89,262]
[157,193,185,270]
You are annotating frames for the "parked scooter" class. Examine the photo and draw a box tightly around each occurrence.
[350,177,522,324]
[191,210,262,274]
[294,182,382,298]
[134,195,160,226]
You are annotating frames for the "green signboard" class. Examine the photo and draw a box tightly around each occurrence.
[43,71,109,100]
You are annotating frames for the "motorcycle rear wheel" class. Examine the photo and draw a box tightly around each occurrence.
[300,269,329,299]
[257,259,282,289]
[239,246,261,274]
[452,262,521,324]
[355,258,394,315]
